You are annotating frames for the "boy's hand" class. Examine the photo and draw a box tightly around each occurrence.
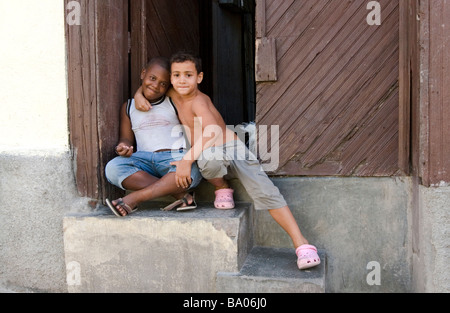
[115,143,134,157]
[134,87,152,112]
[170,160,193,189]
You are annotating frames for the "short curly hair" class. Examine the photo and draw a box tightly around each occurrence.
[144,56,170,72]
[170,51,202,74]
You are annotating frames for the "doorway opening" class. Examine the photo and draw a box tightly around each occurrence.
[129,0,256,125]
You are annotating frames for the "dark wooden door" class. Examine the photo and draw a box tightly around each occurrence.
[209,0,245,125]
[66,0,255,201]
[256,0,402,176]
[208,0,255,125]
[130,0,200,94]
[130,0,255,125]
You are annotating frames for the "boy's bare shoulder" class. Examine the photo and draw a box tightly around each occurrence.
[192,92,213,110]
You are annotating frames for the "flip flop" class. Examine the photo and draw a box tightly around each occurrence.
[106,198,138,217]
[214,188,235,210]
[161,192,197,212]
[296,244,321,270]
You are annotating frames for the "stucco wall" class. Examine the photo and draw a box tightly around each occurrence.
[0,0,86,292]
[0,0,447,294]
[0,0,68,153]
[412,185,450,293]
[253,177,413,293]
[0,152,87,292]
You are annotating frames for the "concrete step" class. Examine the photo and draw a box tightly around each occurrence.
[63,202,253,293]
[216,246,326,293]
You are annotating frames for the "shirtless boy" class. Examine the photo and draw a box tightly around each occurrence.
[135,52,321,270]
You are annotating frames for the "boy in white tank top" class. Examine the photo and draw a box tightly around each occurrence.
[105,57,203,216]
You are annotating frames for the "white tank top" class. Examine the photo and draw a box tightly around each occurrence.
[128,97,186,152]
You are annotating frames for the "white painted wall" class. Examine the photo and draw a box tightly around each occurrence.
[0,0,68,154]
[0,0,79,292]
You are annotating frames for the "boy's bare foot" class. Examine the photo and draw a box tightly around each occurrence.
[106,198,138,217]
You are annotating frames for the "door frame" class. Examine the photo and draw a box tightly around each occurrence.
[65,0,129,202]
[66,0,416,200]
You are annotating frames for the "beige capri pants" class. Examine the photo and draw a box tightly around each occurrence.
[196,140,287,211]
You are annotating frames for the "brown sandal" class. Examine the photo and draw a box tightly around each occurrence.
[106,198,138,217]
[161,192,197,212]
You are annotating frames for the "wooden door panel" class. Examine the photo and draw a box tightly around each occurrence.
[256,0,401,176]
[66,0,128,201]
[130,0,199,93]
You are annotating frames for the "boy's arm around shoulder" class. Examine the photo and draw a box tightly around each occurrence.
[134,86,152,111]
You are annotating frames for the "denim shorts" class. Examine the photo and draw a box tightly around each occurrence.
[105,150,203,190]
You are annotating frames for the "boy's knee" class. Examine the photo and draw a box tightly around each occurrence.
[197,158,228,180]
[105,158,120,184]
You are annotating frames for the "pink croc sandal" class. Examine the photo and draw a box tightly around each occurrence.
[214,188,235,210]
[296,244,321,270]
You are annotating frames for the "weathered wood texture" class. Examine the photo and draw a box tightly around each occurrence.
[412,0,450,186]
[256,0,401,176]
[66,0,128,200]
[255,37,277,82]
[130,0,199,93]
[398,0,411,174]
[96,0,129,201]
[130,0,250,125]
[66,0,98,198]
